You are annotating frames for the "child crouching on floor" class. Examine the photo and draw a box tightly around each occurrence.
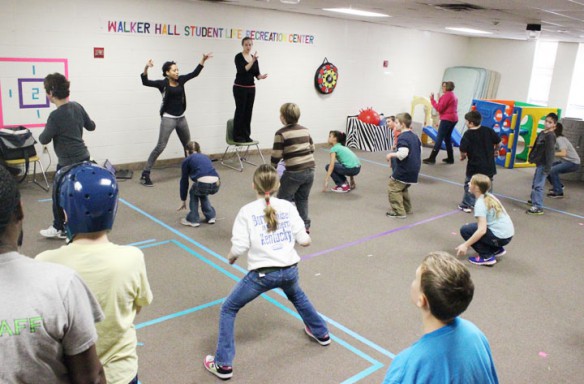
[323,130,361,193]
[178,141,220,227]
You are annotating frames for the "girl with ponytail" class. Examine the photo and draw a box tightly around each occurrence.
[455,174,514,266]
[323,130,361,192]
[204,164,330,380]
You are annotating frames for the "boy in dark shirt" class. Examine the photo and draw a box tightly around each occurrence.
[458,111,501,212]
[39,73,96,239]
[385,113,422,219]
[526,113,558,215]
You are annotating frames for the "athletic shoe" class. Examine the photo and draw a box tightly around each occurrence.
[457,205,472,213]
[204,355,233,380]
[386,211,406,219]
[331,184,350,193]
[526,207,544,215]
[304,326,331,346]
[547,192,564,199]
[468,255,497,266]
[527,199,532,205]
[494,247,507,257]
[207,218,216,224]
[140,174,153,187]
[180,218,200,227]
[40,225,66,239]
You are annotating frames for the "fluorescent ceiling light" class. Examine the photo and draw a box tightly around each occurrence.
[323,8,390,18]
[445,27,492,35]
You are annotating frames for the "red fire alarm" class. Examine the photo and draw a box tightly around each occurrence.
[383,60,389,68]
[94,47,105,59]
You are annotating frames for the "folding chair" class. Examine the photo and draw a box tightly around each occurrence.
[220,119,265,172]
[5,155,50,191]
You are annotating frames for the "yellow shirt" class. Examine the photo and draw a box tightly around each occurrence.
[37,242,153,384]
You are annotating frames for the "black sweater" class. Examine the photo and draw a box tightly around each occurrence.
[141,64,204,116]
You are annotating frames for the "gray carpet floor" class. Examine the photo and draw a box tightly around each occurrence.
[17,146,584,383]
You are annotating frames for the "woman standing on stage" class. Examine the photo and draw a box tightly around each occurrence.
[233,37,268,143]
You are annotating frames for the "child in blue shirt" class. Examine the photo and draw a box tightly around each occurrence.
[178,141,220,227]
[383,252,498,384]
[385,113,421,219]
[323,130,361,193]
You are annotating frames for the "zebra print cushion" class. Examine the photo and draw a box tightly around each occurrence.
[345,116,392,152]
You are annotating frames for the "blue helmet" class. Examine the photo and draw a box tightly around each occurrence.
[58,162,119,238]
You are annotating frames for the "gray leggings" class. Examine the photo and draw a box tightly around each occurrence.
[144,116,191,172]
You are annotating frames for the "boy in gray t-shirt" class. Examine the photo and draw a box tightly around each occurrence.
[0,166,105,383]
[547,122,581,198]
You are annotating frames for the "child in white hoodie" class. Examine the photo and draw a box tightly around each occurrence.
[204,164,330,380]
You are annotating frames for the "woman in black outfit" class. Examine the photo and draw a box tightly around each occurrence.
[233,37,268,143]
[140,53,212,186]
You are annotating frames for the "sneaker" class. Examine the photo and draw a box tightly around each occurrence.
[180,218,200,227]
[386,211,406,219]
[207,218,216,224]
[527,199,532,205]
[331,184,350,193]
[547,192,564,199]
[494,247,507,257]
[40,225,66,239]
[204,355,233,380]
[526,207,544,215]
[304,326,331,346]
[457,205,472,213]
[140,174,153,187]
[468,255,497,266]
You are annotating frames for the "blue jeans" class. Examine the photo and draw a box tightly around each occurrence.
[432,119,457,158]
[186,181,219,223]
[530,165,547,209]
[325,163,361,186]
[460,175,493,209]
[145,116,190,171]
[460,223,512,258]
[547,161,579,193]
[278,168,314,229]
[214,266,328,366]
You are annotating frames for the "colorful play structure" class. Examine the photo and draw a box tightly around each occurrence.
[412,96,561,169]
[470,99,561,169]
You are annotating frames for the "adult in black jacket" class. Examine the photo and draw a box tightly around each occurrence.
[233,37,268,143]
[140,54,212,186]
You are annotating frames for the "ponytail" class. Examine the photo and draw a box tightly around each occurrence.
[253,164,280,233]
[483,193,504,218]
[264,191,277,232]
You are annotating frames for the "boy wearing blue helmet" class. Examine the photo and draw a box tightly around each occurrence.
[37,162,153,384]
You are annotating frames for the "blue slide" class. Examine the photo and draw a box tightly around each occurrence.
[422,126,462,149]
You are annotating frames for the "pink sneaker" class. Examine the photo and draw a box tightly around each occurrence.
[204,355,233,380]
[331,184,350,193]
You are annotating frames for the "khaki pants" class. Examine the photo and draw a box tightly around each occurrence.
[388,178,412,216]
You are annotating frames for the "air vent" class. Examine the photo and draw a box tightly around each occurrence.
[434,3,485,11]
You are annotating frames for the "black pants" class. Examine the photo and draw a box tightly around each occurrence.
[233,85,255,142]
[432,119,457,157]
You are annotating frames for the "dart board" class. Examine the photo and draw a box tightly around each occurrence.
[314,58,338,94]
